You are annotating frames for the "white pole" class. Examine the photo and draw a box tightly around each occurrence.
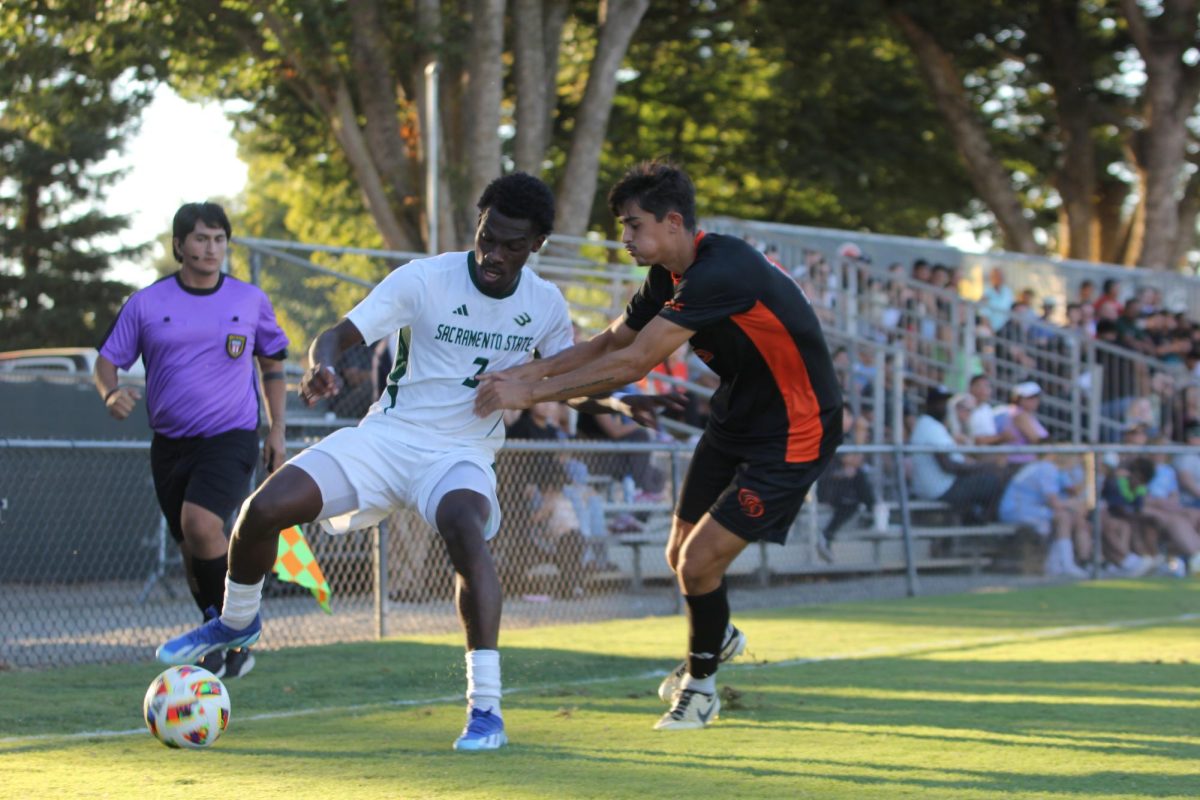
[424,61,440,255]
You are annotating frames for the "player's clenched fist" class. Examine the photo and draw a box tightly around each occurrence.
[105,387,141,420]
[474,379,535,416]
[300,364,339,407]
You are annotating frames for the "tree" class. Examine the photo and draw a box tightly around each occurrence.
[885,0,1200,269]
[0,1,153,348]
[147,0,647,252]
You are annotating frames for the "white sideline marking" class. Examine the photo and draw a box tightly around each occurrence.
[3,611,1196,747]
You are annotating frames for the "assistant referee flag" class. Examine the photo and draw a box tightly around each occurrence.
[273,525,332,614]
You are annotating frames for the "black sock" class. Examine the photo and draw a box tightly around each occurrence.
[191,554,229,620]
[684,581,730,681]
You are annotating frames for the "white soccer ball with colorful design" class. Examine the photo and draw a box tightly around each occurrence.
[143,665,231,748]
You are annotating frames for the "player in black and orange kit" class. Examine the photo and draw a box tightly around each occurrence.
[475,161,843,730]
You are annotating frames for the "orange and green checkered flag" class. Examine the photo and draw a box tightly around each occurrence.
[273,525,332,614]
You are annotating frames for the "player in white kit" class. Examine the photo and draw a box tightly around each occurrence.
[157,173,572,751]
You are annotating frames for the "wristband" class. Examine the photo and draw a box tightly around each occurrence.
[262,371,285,381]
[104,386,122,403]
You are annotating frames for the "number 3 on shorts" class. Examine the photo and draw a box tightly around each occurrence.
[462,356,489,388]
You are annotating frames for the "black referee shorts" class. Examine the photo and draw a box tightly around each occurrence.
[150,428,259,542]
[676,434,835,544]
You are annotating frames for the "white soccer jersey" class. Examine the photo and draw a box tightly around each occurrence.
[347,250,574,451]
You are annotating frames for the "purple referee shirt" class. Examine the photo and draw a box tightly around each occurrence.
[99,273,289,439]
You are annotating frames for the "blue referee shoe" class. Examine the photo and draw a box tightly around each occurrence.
[452,707,508,752]
[156,611,262,666]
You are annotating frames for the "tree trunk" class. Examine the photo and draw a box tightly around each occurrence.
[555,0,650,238]
[888,8,1042,254]
[541,0,569,161]
[1120,0,1200,269]
[1094,178,1130,264]
[513,0,549,174]
[327,77,417,252]
[1037,0,1097,260]
[348,0,424,249]
[463,0,507,236]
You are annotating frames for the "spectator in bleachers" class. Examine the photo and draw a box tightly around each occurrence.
[1098,456,1158,576]
[908,384,1005,523]
[1172,421,1200,509]
[1065,302,1092,339]
[1140,434,1200,573]
[998,381,1050,463]
[982,267,1014,333]
[966,374,1012,447]
[574,390,668,501]
[1094,278,1123,321]
[946,391,976,445]
[997,450,1088,578]
[528,462,587,599]
[815,407,877,563]
[1077,279,1096,308]
[1115,299,1154,356]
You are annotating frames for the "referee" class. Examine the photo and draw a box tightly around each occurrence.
[94,202,288,679]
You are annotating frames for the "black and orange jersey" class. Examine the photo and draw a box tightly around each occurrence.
[625,232,843,463]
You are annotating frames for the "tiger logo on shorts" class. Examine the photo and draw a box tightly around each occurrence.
[738,488,764,518]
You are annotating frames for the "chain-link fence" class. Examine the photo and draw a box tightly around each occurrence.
[6,435,1197,670]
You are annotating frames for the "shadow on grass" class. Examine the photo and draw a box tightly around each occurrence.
[750,579,1200,632]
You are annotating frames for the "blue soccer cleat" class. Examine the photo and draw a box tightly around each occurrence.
[156,610,262,666]
[452,707,508,751]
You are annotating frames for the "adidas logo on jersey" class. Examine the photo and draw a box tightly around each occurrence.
[453,304,469,316]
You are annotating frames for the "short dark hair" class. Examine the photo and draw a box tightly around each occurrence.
[968,373,990,389]
[172,202,231,262]
[1128,457,1155,484]
[476,172,556,236]
[607,160,697,230]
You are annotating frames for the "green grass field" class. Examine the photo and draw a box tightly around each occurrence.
[3,580,1199,799]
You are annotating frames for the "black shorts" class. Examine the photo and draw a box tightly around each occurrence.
[676,434,835,544]
[150,428,259,543]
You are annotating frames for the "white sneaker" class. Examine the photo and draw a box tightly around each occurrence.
[658,626,746,703]
[654,688,720,730]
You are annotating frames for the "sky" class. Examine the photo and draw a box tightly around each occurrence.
[102,86,248,288]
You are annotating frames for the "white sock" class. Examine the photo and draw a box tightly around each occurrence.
[1120,552,1142,570]
[220,576,264,630]
[466,649,502,717]
[681,672,716,695]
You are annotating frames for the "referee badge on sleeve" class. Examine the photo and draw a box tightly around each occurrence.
[226,333,247,358]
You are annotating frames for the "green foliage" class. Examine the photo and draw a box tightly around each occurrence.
[576,0,975,237]
[0,0,158,348]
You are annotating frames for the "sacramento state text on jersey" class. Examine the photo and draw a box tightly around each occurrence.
[434,324,536,353]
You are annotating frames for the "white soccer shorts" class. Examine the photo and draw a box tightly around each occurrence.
[288,414,501,540]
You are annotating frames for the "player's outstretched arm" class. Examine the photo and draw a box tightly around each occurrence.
[300,319,365,407]
[483,315,638,385]
[94,353,141,421]
[475,316,693,415]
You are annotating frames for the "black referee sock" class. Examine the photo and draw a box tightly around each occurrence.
[191,554,230,621]
[684,579,730,681]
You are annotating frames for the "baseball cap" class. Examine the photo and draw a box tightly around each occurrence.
[1013,381,1042,398]
[925,384,953,404]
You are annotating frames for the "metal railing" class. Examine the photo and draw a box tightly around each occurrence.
[5,435,1197,669]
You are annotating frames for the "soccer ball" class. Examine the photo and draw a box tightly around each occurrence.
[143,665,231,748]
